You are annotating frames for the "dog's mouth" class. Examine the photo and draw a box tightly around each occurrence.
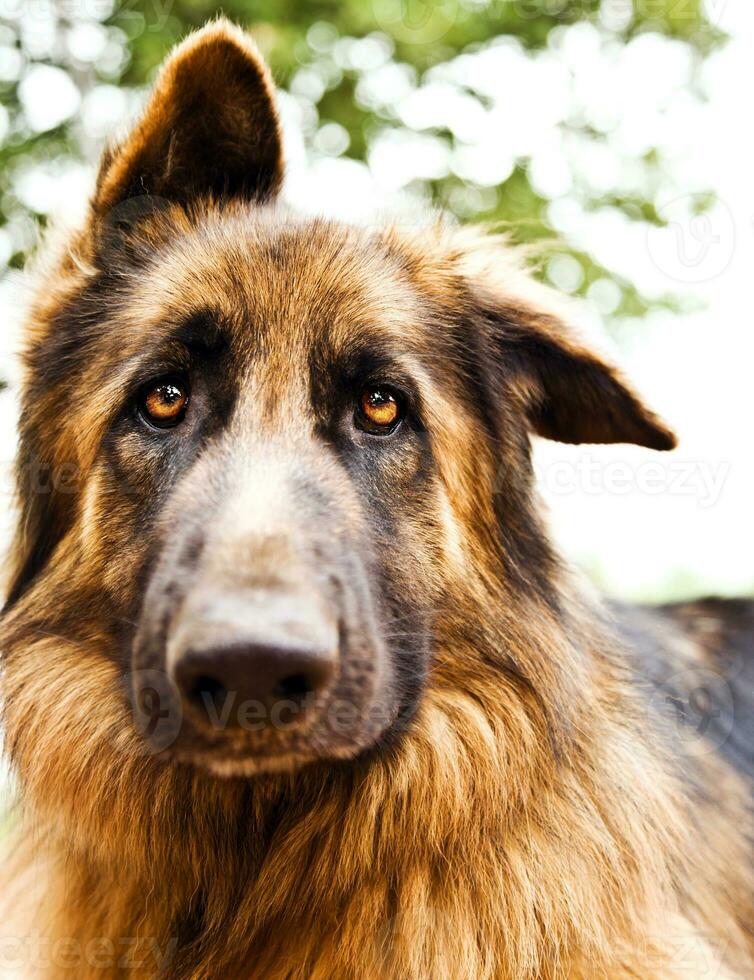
[128,661,401,777]
[171,741,365,779]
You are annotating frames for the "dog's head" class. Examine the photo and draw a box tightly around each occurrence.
[2,22,675,780]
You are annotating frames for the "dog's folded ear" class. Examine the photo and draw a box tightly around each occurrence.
[484,299,677,451]
[93,19,283,216]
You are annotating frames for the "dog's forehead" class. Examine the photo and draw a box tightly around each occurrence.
[130,212,434,358]
[48,212,467,467]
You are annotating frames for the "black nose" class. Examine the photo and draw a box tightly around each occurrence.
[174,642,336,730]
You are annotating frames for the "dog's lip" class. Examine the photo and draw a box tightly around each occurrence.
[150,717,385,778]
[169,738,374,779]
[176,746,321,778]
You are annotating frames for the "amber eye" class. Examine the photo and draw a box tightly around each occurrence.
[138,376,190,429]
[357,386,403,434]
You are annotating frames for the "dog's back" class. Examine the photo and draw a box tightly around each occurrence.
[614,597,754,781]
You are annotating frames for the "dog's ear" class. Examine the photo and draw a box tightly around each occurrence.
[484,299,677,451]
[93,19,283,216]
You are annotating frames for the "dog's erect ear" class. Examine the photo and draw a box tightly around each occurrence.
[487,301,677,451]
[93,20,283,215]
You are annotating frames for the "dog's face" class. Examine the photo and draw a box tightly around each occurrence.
[2,23,676,780]
[96,214,465,775]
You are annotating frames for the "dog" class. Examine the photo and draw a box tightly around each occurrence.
[1,19,752,979]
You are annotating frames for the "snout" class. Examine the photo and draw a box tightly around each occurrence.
[131,443,403,775]
[168,589,339,732]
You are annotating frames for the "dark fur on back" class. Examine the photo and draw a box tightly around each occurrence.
[609,598,754,783]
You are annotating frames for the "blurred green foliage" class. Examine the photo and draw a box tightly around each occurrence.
[0,0,724,368]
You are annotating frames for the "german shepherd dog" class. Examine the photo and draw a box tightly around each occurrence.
[1,20,752,980]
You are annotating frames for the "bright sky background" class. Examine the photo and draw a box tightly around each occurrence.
[0,0,751,602]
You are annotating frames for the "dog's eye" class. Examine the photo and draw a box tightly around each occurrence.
[138,375,190,429]
[356,386,403,434]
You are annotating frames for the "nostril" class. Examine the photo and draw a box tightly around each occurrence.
[188,674,229,719]
[271,672,314,704]
[173,638,336,732]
